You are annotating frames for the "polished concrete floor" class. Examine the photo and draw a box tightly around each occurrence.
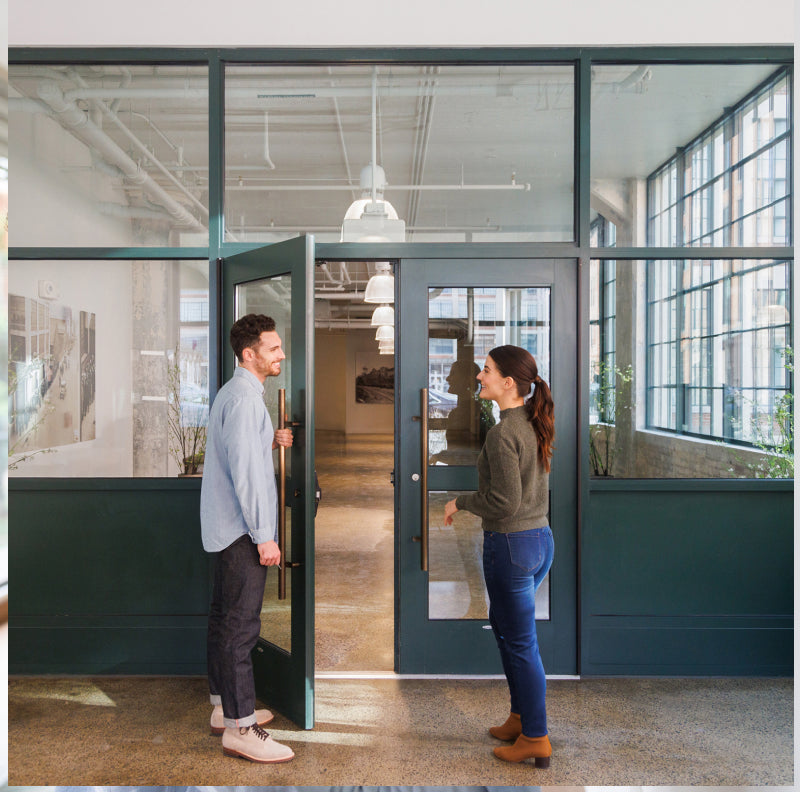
[7,433,795,786]
[8,675,794,785]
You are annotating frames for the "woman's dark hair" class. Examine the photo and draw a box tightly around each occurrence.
[229,313,276,362]
[488,345,555,472]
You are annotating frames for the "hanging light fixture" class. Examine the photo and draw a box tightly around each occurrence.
[370,304,394,326]
[364,262,395,304]
[340,67,405,243]
[375,324,394,342]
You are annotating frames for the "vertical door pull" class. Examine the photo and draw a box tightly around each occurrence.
[277,388,288,600]
[419,387,429,572]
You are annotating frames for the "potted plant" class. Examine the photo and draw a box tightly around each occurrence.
[589,360,633,477]
[167,346,208,476]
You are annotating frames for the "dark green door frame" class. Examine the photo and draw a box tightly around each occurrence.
[395,256,579,674]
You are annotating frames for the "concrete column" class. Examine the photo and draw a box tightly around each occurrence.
[131,260,179,476]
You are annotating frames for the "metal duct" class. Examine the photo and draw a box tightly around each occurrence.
[35,79,206,233]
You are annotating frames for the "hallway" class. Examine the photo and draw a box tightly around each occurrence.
[315,431,394,673]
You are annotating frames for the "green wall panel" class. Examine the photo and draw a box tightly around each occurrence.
[582,482,793,676]
[9,480,212,674]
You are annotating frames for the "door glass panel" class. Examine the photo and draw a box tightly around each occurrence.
[427,285,552,621]
[235,274,293,652]
[429,490,550,620]
[428,286,551,466]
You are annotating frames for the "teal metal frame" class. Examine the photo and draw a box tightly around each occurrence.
[8,44,794,676]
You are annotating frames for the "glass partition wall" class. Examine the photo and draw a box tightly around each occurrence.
[8,50,793,480]
[224,64,575,243]
[590,62,792,479]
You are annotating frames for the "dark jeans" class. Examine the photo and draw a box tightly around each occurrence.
[483,526,554,738]
[207,534,267,728]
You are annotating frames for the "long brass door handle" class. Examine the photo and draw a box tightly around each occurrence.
[277,388,288,600]
[419,387,429,572]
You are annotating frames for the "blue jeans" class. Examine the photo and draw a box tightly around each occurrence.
[207,534,268,728]
[483,526,554,738]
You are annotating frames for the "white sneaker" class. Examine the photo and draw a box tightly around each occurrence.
[221,724,295,763]
[210,704,274,735]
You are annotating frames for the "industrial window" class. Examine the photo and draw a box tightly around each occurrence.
[645,71,792,453]
[647,68,791,247]
[589,216,618,424]
[646,258,791,449]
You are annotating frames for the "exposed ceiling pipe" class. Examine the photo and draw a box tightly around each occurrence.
[110,66,132,114]
[371,66,378,208]
[62,68,209,221]
[227,182,528,192]
[407,66,439,233]
[263,112,276,169]
[327,66,356,202]
[59,84,571,100]
[98,201,172,220]
[315,319,374,329]
[36,79,206,233]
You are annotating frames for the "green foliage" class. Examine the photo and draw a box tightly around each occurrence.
[733,348,793,479]
[167,346,208,475]
[589,360,633,477]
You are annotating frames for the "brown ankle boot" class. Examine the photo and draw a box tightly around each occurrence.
[493,733,552,767]
[488,711,522,741]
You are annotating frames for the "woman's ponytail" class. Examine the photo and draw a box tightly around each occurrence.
[524,375,555,473]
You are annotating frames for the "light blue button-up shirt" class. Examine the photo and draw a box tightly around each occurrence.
[200,366,278,552]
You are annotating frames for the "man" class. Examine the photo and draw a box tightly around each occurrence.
[200,313,295,764]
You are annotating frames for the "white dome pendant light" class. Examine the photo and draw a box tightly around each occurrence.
[364,262,395,304]
[370,304,395,326]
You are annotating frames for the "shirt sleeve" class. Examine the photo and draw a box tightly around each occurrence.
[455,426,522,520]
[221,394,277,544]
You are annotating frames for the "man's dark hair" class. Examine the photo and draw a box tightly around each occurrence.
[230,314,277,362]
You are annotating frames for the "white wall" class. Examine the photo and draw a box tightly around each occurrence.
[9,0,794,47]
[315,328,394,434]
[314,330,347,432]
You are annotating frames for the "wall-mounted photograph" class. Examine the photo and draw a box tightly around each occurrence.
[8,291,96,462]
[355,352,394,404]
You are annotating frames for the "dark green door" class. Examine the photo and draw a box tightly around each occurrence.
[223,236,316,728]
[396,258,577,674]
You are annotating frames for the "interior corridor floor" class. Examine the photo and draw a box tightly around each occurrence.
[8,675,793,785]
[315,432,394,672]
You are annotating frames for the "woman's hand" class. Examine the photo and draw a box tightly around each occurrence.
[444,498,459,526]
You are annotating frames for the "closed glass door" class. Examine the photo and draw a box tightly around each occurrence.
[397,258,577,674]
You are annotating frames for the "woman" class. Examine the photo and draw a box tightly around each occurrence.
[444,345,555,767]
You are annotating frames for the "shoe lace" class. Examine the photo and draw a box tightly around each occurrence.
[250,724,270,741]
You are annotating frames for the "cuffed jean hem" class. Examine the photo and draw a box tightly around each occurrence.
[210,694,222,706]
[223,712,257,730]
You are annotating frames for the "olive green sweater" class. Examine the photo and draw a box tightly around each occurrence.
[455,405,549,533]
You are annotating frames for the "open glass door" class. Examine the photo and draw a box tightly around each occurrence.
[222,235,315,728]
[397,258,578,674]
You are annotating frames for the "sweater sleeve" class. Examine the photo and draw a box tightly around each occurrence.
[454,425,522,520]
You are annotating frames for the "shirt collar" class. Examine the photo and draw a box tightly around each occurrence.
[233,365,265,393]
